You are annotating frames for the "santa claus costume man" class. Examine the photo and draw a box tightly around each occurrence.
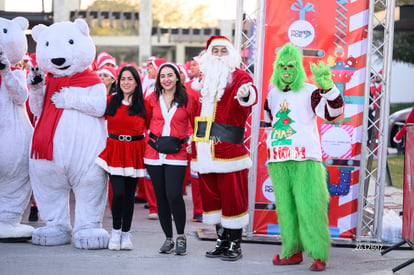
[191,35,257,261]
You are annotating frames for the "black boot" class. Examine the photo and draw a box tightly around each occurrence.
[221,229,242,261]
[29,206,38,222]
[205,224,229,258]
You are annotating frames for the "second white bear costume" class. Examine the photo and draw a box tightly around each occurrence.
[27,19,109,249]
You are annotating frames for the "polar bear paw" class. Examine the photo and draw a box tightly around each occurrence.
[0,222,34,241]
[32,226,71,246]
[74,228,109,250]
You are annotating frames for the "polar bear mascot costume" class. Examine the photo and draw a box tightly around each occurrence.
[0,16,35,241]
[27,19,109,249]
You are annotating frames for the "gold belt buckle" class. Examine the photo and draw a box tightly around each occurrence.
[193,116,213,142]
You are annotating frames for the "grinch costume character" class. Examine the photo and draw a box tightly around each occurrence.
[264,43,344,271]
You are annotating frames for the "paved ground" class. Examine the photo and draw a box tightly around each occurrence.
[1,183,413,275]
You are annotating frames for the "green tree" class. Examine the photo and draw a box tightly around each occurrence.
[374,0,414,65]
[271,102,296,146]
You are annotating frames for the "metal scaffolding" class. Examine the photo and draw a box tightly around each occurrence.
[356,0,396,242]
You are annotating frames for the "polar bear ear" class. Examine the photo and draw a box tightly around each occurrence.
[12,17,29,31]
[74,18,90,36]
[32,24,48,42]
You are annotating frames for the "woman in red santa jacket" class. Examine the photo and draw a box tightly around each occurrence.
[144,62,198,255]
[96,66,149,251]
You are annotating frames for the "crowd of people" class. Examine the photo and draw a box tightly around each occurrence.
[11,35,342,272]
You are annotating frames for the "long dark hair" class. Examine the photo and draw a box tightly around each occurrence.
[155,63,188,108]
[106,66,147,118]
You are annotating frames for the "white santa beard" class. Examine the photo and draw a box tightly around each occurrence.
[200,55,234,102]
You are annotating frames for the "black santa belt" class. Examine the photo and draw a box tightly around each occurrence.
[193,117,245,145]
[108,133,145,142]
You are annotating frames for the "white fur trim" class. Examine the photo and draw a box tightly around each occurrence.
[393,136,403,144]
[191,79,202,91]
[327,105,343,118]
[237,85,256,107]
[99,68,115,79]
[208,39,233,51]
[203,211,222,225]
[95,158,146,177]
[144,158,187,166]
[221,213,249,229]
[322,85,341,101]
[192,141,252,174]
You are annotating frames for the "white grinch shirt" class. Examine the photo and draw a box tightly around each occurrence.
[264,83,343,163]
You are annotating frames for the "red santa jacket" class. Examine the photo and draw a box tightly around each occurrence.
[144,91,198,166]
[191,68,257,174]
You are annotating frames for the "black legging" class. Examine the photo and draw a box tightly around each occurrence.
[109,175,138,232]
[146,164,187,238]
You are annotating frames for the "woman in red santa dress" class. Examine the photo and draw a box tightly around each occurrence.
[96,66,149,251]
[144,62,199,255]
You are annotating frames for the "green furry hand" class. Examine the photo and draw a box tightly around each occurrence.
[310,61,334,90]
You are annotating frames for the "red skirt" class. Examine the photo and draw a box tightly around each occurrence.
[96,138,146,178]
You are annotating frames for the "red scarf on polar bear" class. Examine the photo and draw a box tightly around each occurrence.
[31,69,101,160]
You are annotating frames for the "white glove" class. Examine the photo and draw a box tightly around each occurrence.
[234,82,252,100]
[0,52,11,76]
[186,144,192,154]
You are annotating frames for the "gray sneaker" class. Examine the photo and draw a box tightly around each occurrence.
[159,238,174,254]
[175,236,187,255]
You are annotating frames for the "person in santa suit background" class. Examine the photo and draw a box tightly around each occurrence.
[394,106,414,145]
[181,57,204,223]
[191,35,257,261]
[144,62,198,255]
[96,66,148,251]
[142,57,167,99]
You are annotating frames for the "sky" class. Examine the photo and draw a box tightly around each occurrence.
[4,0,257,20]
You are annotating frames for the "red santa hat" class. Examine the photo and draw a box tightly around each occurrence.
[23,52,31,61]
[98,55,117,69]
[28,53,38,67]
[205,35,232,50]
[99,66,118,80]
[151,58,167,71]
[177,63,189,80]
[96,51,110,64]
[193,55,202,63]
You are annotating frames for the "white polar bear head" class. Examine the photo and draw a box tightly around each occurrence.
[31,19,95,77]
[0,16,29,66]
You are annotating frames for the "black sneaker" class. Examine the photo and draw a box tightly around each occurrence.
[159,238,174,254]
[175,236,187,255]
[29,206,38,222]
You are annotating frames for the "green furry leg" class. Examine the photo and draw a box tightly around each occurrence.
[268,162,303,258]
[268,160,330,262]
